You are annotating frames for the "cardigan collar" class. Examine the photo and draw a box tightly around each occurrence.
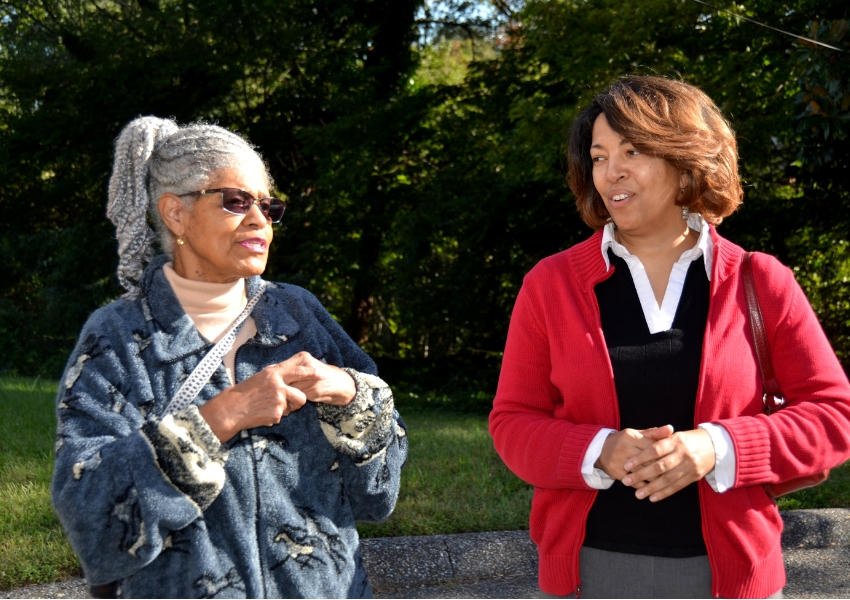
[567,224,745,294]
[710,224,745,284]
[138,255,300,363]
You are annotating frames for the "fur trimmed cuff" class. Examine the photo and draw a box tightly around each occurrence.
[140,405,229,511]
[315,369,397,465]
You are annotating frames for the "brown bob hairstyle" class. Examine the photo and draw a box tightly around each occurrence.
[567,76,743,229]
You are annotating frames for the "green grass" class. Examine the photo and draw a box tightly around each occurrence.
[776,462,850,510]
[357,406,533,538]
[0,378,533,590]
[1,377,848,591]
[0,378,80,590]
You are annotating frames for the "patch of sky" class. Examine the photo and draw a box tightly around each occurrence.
[416,0,518,46]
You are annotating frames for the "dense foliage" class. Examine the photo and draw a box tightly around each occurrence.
[0,0,848,385]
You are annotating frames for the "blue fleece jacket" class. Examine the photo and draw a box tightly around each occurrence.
[51,256,408,598]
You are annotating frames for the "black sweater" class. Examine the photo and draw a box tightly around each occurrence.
[583,250,710,558]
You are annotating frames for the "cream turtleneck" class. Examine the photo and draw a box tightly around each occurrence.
[163,263,258,385]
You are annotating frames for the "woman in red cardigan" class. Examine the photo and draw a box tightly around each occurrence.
[489,76,850,599]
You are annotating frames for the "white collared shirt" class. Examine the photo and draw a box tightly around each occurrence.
[582,214,736,494]
[601,213,713,333]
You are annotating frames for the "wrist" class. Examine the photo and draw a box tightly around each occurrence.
[199,391,239,442]
[594,430,617,471]
[342,372,356,405]
[331,369,357,406]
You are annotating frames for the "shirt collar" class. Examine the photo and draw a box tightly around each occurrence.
[600,213,714,280]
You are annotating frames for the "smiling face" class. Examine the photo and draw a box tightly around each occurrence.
[159,164,274,283]
[590,115,687,237]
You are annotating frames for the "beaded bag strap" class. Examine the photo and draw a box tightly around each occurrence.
[162,282,266,416]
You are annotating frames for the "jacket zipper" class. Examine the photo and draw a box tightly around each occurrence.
[571,268,619,596]
[694,241,721,598]
[234,338,268,597]
[237,333,295,596]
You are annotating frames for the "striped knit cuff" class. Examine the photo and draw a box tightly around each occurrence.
[712,415,771,487]
[557,423,607,490]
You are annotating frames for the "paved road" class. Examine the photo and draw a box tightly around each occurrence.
[374,548,850,598]
[4,509,849,599]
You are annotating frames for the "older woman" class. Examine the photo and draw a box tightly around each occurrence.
[489,76,850,598]
[52,117,407,599]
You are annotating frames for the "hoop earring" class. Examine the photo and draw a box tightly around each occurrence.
[176,235,185,246]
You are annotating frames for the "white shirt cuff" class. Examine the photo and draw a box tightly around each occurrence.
[698,423,736,493]
[582,428,617,489]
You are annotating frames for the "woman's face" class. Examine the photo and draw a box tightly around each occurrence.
[590,115,686,236]
[162,164,274,283]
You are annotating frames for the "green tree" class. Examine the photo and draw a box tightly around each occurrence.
[342,0,850,379]
[785,18,850,363]
[0,0,421,375]
[2,0,850,382]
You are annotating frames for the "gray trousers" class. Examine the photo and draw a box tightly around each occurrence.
[540,547,784,599]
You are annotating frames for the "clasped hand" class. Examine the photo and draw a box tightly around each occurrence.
[595,425,716,502]
[198,351,356,442]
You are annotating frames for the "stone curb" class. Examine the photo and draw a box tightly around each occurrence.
[361,508,850,591]
[3,509,848,598]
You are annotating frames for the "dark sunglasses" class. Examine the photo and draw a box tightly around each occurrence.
[178,188,287,223]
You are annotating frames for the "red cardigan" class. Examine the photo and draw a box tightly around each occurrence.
[490,227,850,598]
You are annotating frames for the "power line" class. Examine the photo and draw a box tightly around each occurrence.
[689,0,849,53]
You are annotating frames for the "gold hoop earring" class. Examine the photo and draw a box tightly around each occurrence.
[176,235,185,246]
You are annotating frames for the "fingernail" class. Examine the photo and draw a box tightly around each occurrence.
[624,462,633,471]
[623,476,633,485]
[636,490,645,499]
[650,495,658,502]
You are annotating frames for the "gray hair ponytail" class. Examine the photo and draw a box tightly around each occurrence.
[107,116,272,298]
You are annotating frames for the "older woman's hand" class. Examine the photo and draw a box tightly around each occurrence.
[596,425,674,481]
[620,428,716,502]
[284,351,357,406]
[198,351,354,442]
